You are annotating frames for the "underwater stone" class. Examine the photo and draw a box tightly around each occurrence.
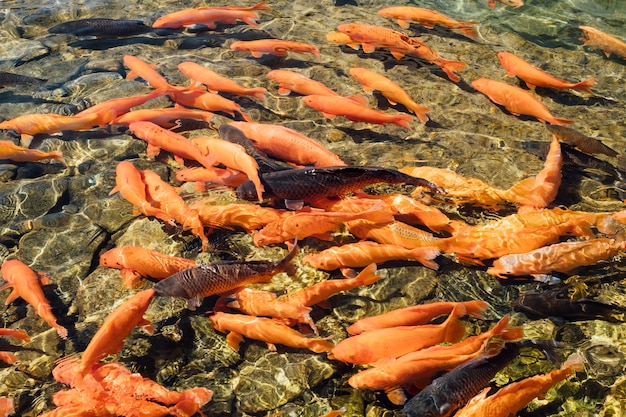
[0,176,69,224]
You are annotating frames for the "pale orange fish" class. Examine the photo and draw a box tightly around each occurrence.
[189,201,289,232]
[230,39,321,59]
[166,88,252,121]
[303,240,440,271]
[266,69,340,96]
[0,112,98,145]
[123,55,172,90]
[329,304,467,364]
[176,166,248,191]
[303,94,413,129]
[128,121,217,169]
[378,6,478,39]
[99,246,197,288]
[75,289,155,384]
[0,397,13,417]
[109,161,176,226]
[178,61,267,100]
[487,0,524,8]
[472,78,573,125]
[0,328,30,342]
[75,89,167,126]
[497,52,595,92]
[228,121,346,167]
[0,259,68,339]
[209,311,334,353]
[349,67,430,123]
[191,135,264,201]
[348,300,489,335]
[111,107,214,127]
[347,219,444,250]
[454,354,583,417]
[487,237,626,279]
[0,140,65,165]
[152,2,270,29]
[579,25,626,59]
[140,169,209,251]
[348,315,523,402]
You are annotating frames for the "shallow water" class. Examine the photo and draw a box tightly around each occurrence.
[0,0,625,416]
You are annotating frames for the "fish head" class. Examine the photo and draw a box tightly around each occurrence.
[404,393,452,417]
[153,273,195,299]
[236,180,260,201]
[99,248,125,268]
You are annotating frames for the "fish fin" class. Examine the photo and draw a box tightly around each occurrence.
[411,247,440,269]
[464,300,490,319]
[390,50,405,59]
[146,144,161,158]
[37,272,51,286]
[251,51,265,58]
[187,296,201,310]
[396,19,410,29]
[345,94,369,106]
[20,134,34,147]
[277,87,292,96]
[284,199,304,210]
[458,24,478,39]
[139,318,154,335]
[525,82,537,90]
[443,304,467,343]
[121,269,144,289]
[361,86,375,94]
[386,98,398,105]
[347,42,362,51]
[266,342,277,351]
[321,111,337,119]
[385,386,407,405]
[361,43,377,53]
[571,77,596,93]
[226,331,244,351]
[549,117,574,127]
[3,288,20,304]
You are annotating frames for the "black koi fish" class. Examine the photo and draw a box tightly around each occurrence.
[0,71,46,88]
[402,339,563,417]
[547,125,618,158]
[153,242,298,309]
[236,166,445,205]
[48,18,153,38]
[513,285,626,324]
[218,125,292,173]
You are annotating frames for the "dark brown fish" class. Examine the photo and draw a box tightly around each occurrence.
[547,125,618,158]
[48,18,152,38]
[0,71,46,88]
[403,339,563,417]
[236,166,445,205]
[513,285,626,324]
[153,242,298,309]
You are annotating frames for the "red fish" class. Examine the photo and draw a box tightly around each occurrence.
[111,107,214,127]
[0,112,99,145]
[152,2,270,29]
[0,259,68,339]
[347,219,444,249]
[0,140,65,165]
[166,88,252,121]
[75,89,167,126]
[230,39,320,59]
[189,201,289,232]
[266,69,340,97]
[497,52,595,92]
[579,25,626,59]
[472,78,573,125]
[178,61,266,100]
[0,397,13,417]
[378,6,478,39]
[123,55,172,90]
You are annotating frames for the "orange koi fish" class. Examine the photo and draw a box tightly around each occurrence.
[75,89,167,126]
[167,88,252,121]
[109,161,176,226]
[348,300,489,335]
[347,219,444,249]
[303,241,440,271]
[487,0,524,8]
[209,311,334,353]
[229,121,346,167]
[378,6,478,39]
[176,166,248,191]
[191,135,264,201]
[123,55,172,90]
[253,205,395,246]
[348,315,523,402]
[487,237,626,279]
[189,201,289,232]
[75,289,155,383]
[0,397,13,417]
[100,246,197,288]
[454,354,583,417]
[140,169,209,251]
[0,259,68,339]
[579,25,626,59]
[128,121,217,168]
[0,140,65,165]
[472,78,573,125]
[230,39,321,59]
[303,94,413,129]
[178,61,266,100]
[0,112,98,145]
[0,328,30,342]
[152,2,270,29]
[111,107,214,127]
[330,304,467,364]
[497,52,595,92]
[349,67,430,123]
[266,69,340,96]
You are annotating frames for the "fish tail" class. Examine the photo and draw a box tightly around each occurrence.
[443,304,467,344]
[571,77,596,93]
[355,263,382,286]
[463,300,490,319]
[488,315,525,341]
[457,23,479,39]
[251,88,267,101]
[561,352,585,372]
[548,117,574,127]
[407,104,430,124]
[360,206,395,225]
[394,114,413,130]
[411,247,440,270]
[439,58,466,83]
[308,338,334,353]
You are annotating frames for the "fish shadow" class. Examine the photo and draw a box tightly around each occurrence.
[511,80,619,107]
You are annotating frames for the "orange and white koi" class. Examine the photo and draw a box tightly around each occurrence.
[178,61,266,100]
[266,69,340,96]
[497,52,595,92]
[454,354,583,417]
[75,89,167,126]
[128,121,217,169]
[378,6,478,39]
[347,219,444,250]
[99,246,197,288]
[189,201,289,232]
[303,94,414,129]
[123,55,172,90]
[167,88,252,121]
[111,107,214,127]
[329,304,467,364]
[348,300,489,335]
[472,78,573,126]
[109,161,176,226]
[75,289,155,384]
[303,241,440,271]
[349,67,430,123]
[228,121,346,167]
[253,205,395,246]
[141,169,209,251]
[209,311,334,353]
[152,2,270,29]
[579,25,626,59]
[0,259,68,339]
[191,135,264,201]
[230,39,321,59]
[0,140,65,165]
